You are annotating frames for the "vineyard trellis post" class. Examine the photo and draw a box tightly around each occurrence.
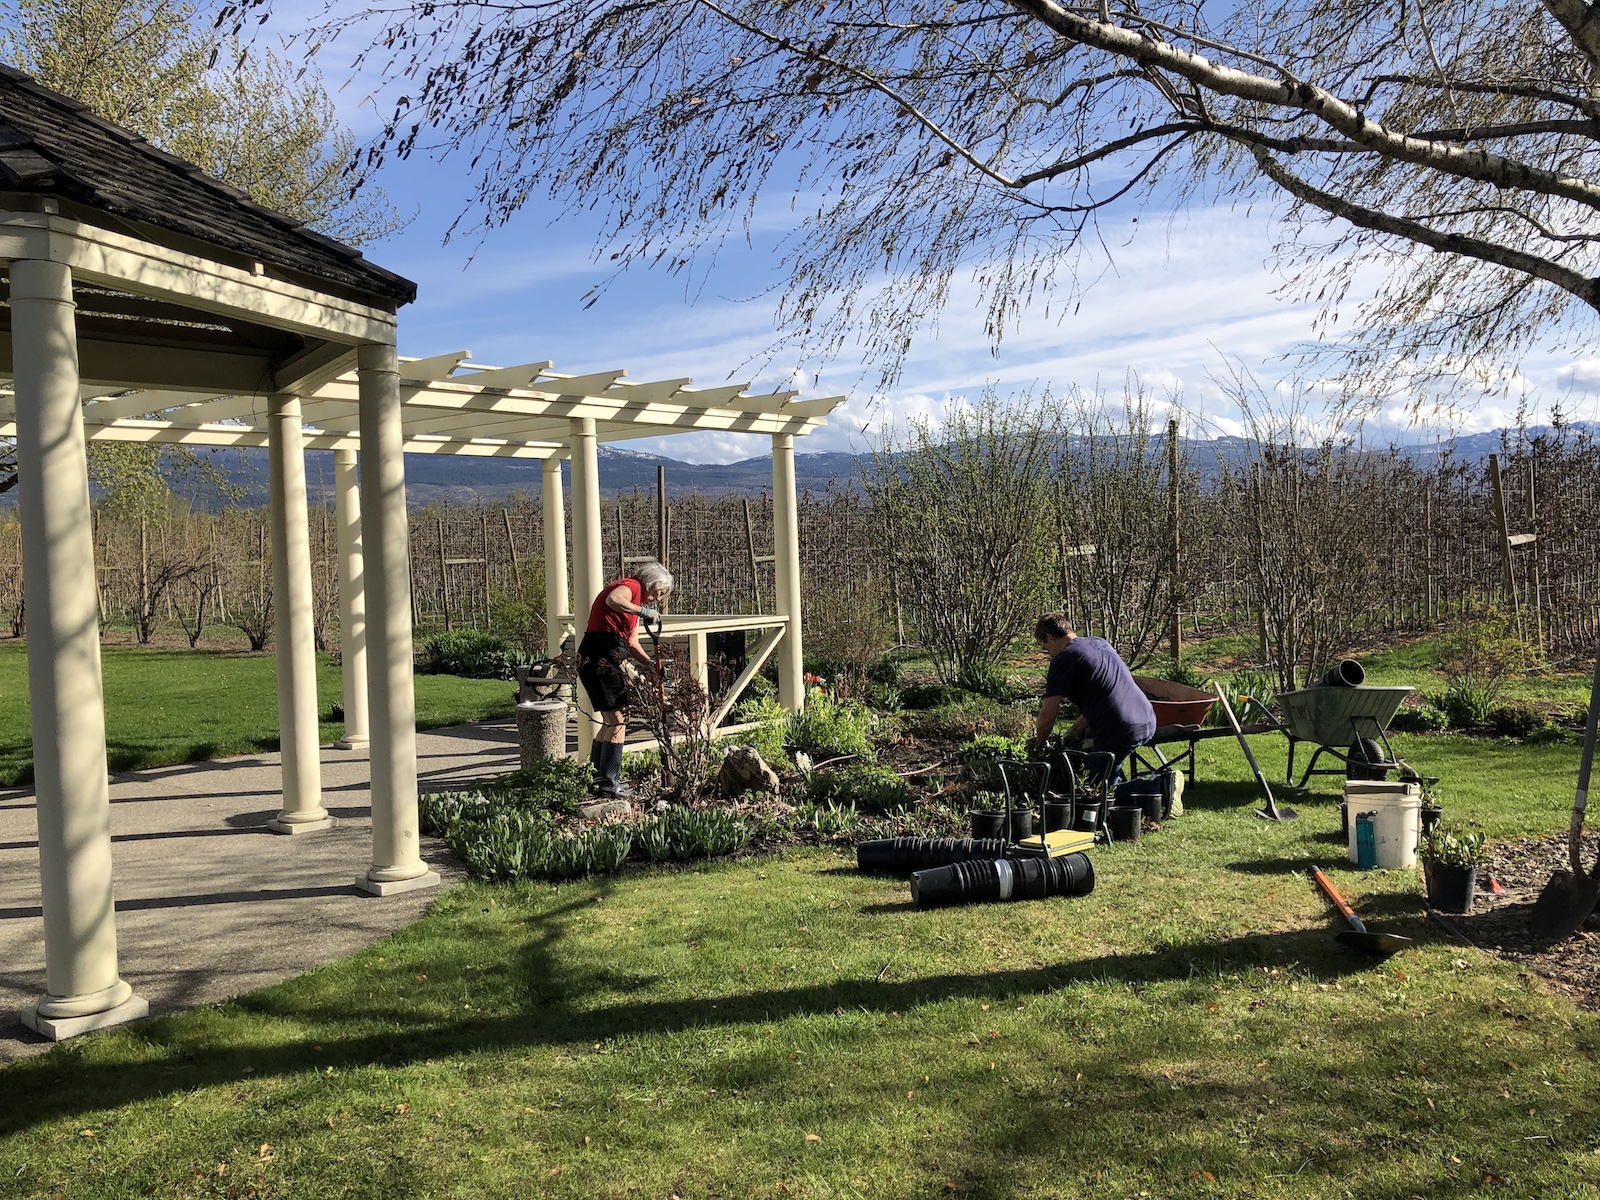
[1167,418,1182,667]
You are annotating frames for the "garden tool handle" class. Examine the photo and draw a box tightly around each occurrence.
[641,610,663,647]
[1566,649,1600,875]
[1310,864,1368,935]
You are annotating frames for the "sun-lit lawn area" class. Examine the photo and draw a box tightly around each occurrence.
[0,638,515,786]
[2,720,1597,1198]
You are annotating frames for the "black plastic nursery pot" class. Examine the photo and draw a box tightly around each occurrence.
[1074,802,1103,832]
[1107,805,1142,842]
[909,852,1095,908]
[1042,800,1074,832]
[969,810,1007,839]
[1421,804,1443,840]
[1425,861,1477,913]
[971,808,1034,840]
[856,837,1008,874]
[1314,659,1366,688]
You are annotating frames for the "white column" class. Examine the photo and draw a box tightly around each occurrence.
[12,258,147,1039]
[569,418,605,758]
[355,340,438,896]
[772,433,805,712]
[542,455,570,659]
[266,394,332,834]
[333,448,369,750]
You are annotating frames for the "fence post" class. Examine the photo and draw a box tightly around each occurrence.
[1167,418,1182,667]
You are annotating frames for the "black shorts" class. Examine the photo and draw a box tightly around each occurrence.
[577,631,631,713]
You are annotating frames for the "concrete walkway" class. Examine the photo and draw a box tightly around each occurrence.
[0,718,521,1059]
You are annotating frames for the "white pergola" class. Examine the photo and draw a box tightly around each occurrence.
[0,67,843,1041]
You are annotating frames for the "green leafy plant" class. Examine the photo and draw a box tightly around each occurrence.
[786,689,877,760]
[898,682,966,711]
[902,695,1030,742]
[1438,613,1533,725]
[953,663,1018,703]
[798,799,863,840]
[733,693,791,770]
[1391,703,1450,733]
[1420,825,1489,868]
[1164,660,1207,690]
[1487,700,1553,740]
[806,761,909,812]
[419,629,517,679]
[953,734,1028,787]
[481,758,593,813]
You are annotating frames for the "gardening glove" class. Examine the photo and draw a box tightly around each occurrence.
[638,606,661,624]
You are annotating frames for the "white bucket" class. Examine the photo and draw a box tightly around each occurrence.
[1345,782,1421,869]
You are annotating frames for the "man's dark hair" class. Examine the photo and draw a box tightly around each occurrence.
[1034,614,1073,642]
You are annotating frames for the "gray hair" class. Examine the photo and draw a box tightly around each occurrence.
[634,561,674,595]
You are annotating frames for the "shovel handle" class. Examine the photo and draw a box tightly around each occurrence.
[1310,864,1368,935]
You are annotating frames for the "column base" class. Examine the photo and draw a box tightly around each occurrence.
[267,814,337,835]
[21,993,149,1042]
[334,736,370,751]
[354,869,441,897]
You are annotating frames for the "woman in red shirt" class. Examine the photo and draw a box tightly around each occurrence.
[578,560,674,796]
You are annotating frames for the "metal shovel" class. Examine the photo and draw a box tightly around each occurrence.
[1310,864,1413,957]
[1530,649,1600,941]
[1213,682,1297,821]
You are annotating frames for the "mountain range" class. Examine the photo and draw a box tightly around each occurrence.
[6,424,1576,510]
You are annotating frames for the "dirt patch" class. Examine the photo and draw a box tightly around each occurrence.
[1447,834,1600,1009]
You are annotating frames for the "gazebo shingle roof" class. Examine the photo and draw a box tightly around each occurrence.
[0,65,416,306]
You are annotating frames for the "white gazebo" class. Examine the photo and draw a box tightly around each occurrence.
[0,68,843,1040]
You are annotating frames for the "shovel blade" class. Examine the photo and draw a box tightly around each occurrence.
[1336,928,1411,957]
[1529,869,1600,942]
[1254,805,1299,822]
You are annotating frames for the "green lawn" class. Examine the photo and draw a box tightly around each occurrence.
[0,639,516,786]
[2,727,1597,1198]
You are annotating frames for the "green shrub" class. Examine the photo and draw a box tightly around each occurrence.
[797,799,862,839]
[899,682,966,710]
[787,690,877,759]
[733,692,789,760]
[419,629,517,679]
[953,663,1017,703]
[1438,613,1533,721]
[903,695,1029,741]
[953,734,1029,787]
[1391,703,1450,733]
[866,650,915,687]
[1487,700,1553,739]
[1421,825,1489,867]
[1164,660,1207,690]
[806,761,909,811]
[621,749,661,785]
[482,758,593,813]
[1441,680,1495,727]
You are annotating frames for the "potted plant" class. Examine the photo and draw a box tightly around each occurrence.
[1418,779,1444,841]
[1421,825,1488,913]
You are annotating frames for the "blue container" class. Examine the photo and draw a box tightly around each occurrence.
[1354,812,1378,870]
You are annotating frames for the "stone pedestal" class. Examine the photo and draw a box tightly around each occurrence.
[517,700,568,768]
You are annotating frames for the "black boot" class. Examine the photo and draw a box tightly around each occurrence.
[587,741,608,793]
[597,740,633,798]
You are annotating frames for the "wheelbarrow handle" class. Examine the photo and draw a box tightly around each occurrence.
[1310,864,1368,935]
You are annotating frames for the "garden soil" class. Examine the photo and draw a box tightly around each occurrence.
[1451,833,1600,1008]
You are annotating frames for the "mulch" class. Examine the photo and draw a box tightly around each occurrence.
[1445,833,1600,1009]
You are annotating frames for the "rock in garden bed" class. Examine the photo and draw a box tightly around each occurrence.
[1446,832,1600,1009]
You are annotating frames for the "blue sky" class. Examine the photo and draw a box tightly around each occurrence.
[261,7,1600,464]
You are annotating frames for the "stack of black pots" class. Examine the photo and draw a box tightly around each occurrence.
[856,837,1009,874]
[910,852,1096,908]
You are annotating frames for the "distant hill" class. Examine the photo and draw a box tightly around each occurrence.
[11,423,1584,511]
[215,444,870,508]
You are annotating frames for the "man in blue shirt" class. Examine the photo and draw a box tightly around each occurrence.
[1032,613,1156,779]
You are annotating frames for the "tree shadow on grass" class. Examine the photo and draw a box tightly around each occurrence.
[0,886,1405,1139]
